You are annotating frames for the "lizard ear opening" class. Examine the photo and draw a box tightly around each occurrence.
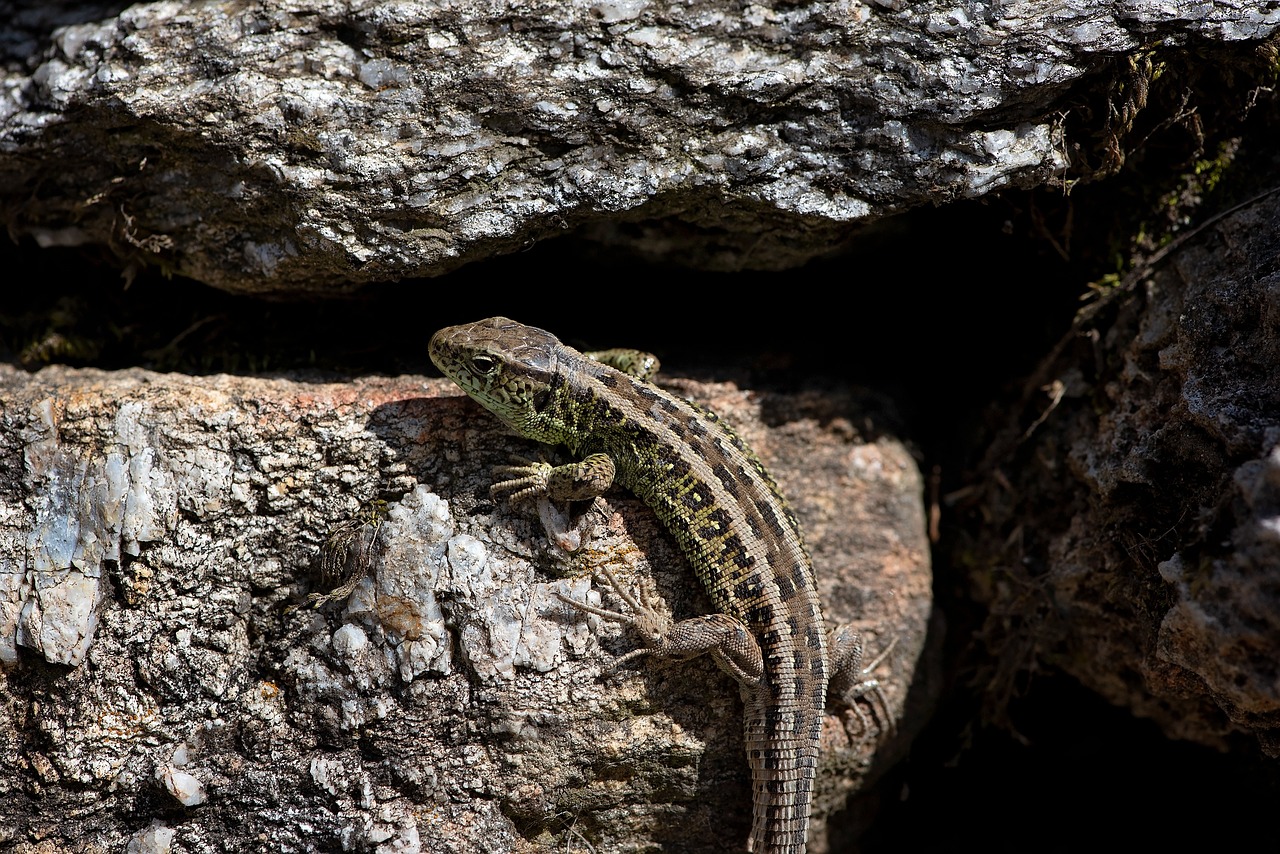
[531,389,552,412]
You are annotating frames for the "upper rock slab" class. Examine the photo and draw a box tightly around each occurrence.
[1,1,1276,293]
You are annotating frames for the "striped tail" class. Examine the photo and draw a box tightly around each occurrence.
[744,695,823,853]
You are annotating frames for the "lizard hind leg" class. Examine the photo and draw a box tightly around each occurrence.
[555,566,764,687]
[828,627,898,738]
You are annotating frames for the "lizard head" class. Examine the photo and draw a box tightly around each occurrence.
[429,317,569,443]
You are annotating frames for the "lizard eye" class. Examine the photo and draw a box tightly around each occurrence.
[470,354,498,375]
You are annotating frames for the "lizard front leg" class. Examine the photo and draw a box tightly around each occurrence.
[556,566,764,688]
[491,453,616,550]
[491,452,617,503]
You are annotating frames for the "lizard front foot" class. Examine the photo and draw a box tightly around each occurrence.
[492,453,617,504]
[491,455,554,503]
[493,454,618,551]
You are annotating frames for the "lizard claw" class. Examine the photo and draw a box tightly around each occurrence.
[491,459,553,503]
[555,568,668,635]
[554,567,672,667]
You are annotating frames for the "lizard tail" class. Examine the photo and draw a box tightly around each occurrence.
[744,703,822,854]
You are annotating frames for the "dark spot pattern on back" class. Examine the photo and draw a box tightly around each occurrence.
[757,500,791,538]
[775,571,795,598]
[703,506,732,533]
[711,462,738,495]
[658,396,682,417]
[663,452,692,482]
[789,563,809,591]
[734,578,760,601]
[680,489,708,511]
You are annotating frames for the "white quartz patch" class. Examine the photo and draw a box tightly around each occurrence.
[159,765,207,806]
[5,397,187,665]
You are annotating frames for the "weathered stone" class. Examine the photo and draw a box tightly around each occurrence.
[1,1,1275,292]
[0,365,932,852]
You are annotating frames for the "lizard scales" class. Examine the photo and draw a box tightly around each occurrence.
[430,317,829,854]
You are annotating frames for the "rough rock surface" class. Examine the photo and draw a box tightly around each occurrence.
[965,182,1280,756]
[0,366,931,853]
[1,1,1276,292]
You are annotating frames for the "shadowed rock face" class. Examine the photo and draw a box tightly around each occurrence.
[3,2,1273,293]
[966,186,1280,756]
[0,366,931,853]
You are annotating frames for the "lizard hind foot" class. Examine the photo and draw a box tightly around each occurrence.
[553,566,673,652]
[829,629,899,738]
[554,567,764,687]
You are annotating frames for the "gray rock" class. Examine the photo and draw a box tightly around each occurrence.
[1,1,1275,292]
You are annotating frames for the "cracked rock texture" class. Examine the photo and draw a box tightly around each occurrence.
[0,367,931,853]
[1,1,1276,292]
[966,182,1280,756]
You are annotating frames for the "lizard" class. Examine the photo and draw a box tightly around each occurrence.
[429,316,889,854]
